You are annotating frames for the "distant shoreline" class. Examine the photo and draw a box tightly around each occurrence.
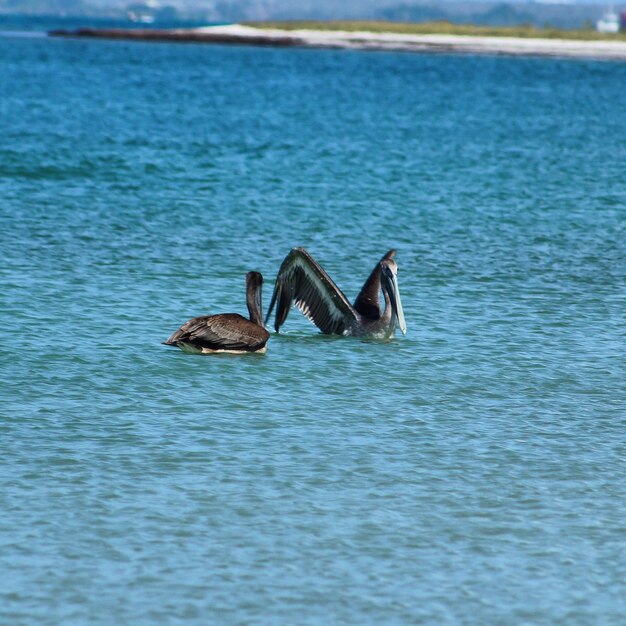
[49,23,626,61]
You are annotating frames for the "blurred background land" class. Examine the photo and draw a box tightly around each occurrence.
[1,0,625,32]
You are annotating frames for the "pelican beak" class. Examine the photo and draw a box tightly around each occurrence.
[255,283,263,319]
[389,272,407,335]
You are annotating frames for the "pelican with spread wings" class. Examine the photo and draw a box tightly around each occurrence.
[265,248,406,339]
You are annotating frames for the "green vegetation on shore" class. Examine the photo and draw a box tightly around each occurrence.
[244,20,626,42]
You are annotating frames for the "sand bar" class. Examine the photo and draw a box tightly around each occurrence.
[50,23,626,60]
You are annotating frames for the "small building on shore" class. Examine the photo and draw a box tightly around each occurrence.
[596,8,620,33]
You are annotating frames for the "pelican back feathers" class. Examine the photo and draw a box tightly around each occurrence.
[163,313,269,352]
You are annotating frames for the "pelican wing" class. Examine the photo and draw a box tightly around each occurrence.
[352,249,396,320]
[265,248,358,334]
[165,313,269,351]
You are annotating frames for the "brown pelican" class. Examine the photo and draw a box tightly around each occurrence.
[265,248,407,338]
[163,271,270,354]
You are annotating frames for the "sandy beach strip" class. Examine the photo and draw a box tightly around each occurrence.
[50,23,626,61]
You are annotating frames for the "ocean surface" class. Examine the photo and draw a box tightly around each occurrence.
[1,22,625,625]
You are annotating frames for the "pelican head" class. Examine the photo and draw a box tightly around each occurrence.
[245,271,264,326]
[380,259,407,335]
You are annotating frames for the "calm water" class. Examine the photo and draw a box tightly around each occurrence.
[1,28,626,625]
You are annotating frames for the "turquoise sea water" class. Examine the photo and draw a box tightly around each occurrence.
[2,27,626,625]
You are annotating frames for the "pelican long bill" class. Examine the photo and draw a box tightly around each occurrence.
[389,271,407,335]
